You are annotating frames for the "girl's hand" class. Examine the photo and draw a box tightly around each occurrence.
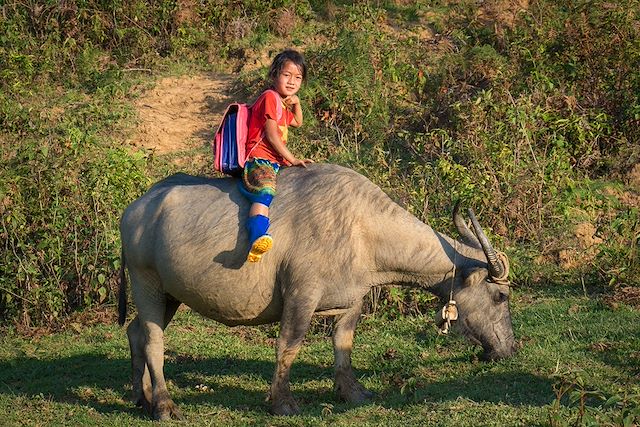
[284,95,300,108]
[284,95,303,127]
[289,158,314,168]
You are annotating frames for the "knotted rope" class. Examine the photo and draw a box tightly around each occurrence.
[490,251,511,286]
[437,244,459,334]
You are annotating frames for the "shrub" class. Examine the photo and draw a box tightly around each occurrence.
[0,135,148,326]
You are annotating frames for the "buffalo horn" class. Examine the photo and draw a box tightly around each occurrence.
[467,208,505,279]
[453,201,481,249]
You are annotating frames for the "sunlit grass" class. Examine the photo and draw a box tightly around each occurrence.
[1,290,638,425]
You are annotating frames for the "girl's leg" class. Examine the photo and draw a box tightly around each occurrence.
[246,202,272,262]
[241,159,279,262]
[250,202,269,217]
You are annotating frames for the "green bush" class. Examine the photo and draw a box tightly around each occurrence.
[304,0,638,290]
[0,136,147,326]
[1,0,638,327]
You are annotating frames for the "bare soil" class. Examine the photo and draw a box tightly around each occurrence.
[557,222,603,270]
[129,74,235,154]
[476,0,530,32]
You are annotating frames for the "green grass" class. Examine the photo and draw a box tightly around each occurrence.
[1,290,638,426]
[1,1,639,423]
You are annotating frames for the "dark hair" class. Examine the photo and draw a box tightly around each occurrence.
[268,49,307,81]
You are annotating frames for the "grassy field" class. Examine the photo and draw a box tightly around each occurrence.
[1,288,638,426]
[1,1,638,425]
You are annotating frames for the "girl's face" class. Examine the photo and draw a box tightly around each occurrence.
[273,60,303,98]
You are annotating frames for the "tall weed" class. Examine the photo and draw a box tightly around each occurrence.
[1,0,639,327]
[0,136,148,326]
[307,0,638,290]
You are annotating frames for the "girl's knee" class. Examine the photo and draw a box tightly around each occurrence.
[250,203,270,217]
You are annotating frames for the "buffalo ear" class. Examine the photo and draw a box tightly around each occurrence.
[462,268,489,287]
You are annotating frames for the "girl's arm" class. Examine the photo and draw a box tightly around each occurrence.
[264,119,312,167]
[285,95,303,128]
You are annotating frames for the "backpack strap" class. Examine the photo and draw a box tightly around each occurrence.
[251,89,283,120]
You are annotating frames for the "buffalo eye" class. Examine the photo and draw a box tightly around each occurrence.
[493,289,509,304]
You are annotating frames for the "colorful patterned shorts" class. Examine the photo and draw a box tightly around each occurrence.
[239,158,281,206]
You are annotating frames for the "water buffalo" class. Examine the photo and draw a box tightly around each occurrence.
[118,163,515,419]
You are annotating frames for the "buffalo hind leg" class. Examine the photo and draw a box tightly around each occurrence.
[129,271,183,421]
[127,316,152,412]
[142,299,183,421]
[268,297,318,416]
[127,296,181,415]
[333,301,373,403]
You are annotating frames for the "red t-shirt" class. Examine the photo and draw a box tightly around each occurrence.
[246,89,295,165]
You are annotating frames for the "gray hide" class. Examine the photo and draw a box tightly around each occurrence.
[119,163,516,419]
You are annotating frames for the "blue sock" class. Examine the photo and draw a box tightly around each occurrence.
[246,214,270,245]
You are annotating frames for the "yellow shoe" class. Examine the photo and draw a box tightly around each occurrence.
[247,235,273,263]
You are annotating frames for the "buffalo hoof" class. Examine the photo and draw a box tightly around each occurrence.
[335,375,374,403]
[270,396,300,416]
[135,395,152,414]
[152,399,183,421]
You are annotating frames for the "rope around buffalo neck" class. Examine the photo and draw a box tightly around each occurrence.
[449,242,457,301]
[490,251,511,286]
[437,243,459,335]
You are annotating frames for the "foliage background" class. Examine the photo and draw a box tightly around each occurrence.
[1,0,638,328]
[0,1,639,425]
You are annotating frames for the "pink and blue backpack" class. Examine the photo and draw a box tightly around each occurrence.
[212,90,283,176]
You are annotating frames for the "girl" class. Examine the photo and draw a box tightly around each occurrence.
[240,49,313,262]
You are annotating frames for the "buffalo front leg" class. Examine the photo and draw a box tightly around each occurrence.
[333,301,373,403]
[268,299,317,416]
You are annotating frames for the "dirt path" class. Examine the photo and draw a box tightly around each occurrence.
[129,73,235,154]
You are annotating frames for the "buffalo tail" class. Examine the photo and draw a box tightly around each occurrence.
[118,248,127,326]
